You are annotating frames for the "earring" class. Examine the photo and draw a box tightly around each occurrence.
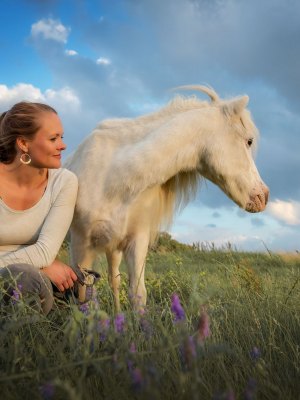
[20,153,32,165]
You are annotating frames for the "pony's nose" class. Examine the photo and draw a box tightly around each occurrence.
[246,183,269,213]
[263,186,270,206]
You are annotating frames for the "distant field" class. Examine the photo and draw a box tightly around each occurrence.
[0,234,299,399]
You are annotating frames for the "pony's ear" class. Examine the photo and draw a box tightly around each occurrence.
[222,95,249,117]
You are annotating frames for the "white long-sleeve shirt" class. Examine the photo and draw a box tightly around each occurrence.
[0,168,78,269]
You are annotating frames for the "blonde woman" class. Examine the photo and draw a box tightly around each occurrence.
[0,102,78,314]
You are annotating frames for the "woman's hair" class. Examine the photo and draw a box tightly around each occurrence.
[0,102,57,164]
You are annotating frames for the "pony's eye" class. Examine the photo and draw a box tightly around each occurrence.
[247,138,253,147]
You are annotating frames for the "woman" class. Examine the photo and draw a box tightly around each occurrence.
[0,101,78,315]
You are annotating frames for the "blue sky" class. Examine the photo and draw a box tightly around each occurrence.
[1,0,300,252]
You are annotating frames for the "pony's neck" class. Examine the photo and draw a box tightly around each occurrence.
[107,107,215,200]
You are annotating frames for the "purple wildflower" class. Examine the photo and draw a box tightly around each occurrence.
[180,336,196,370]
[127,358,134,373]
[186,336,196,358]
[85,285,93,301]
[171,293,185,322]
[226,390,235,400]
[92,290,100,308]
[79,302,89,315]
[129,342,137,353]
[97,317,110,342]
[12,289,20,302]
[197,306,211,344]
[243,378,257,400]
[114,313,125,333]
[140,316,153,338]
[250,347,261,362]
[11,284,23,304]
[39,382,55,399]
[130,367,144,392]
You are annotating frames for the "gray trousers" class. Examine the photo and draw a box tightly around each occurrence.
[0,264,54,315]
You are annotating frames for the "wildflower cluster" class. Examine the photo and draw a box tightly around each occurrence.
[171,293,186,322]
[114,313,126,334]
[65,290,264,399]
[170,293,212,371]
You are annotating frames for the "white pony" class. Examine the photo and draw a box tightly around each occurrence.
[64,86,269,311]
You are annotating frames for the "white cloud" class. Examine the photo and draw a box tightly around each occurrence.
[44,87,80,111]
[0,84,80,113]
[65,49,78,56]
[31,18,70,43]
[0,83,44,106]
[267,200,300,225]
[96,57,111,66]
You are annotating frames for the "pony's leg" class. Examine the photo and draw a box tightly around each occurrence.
[106,250,122,313]
[123,232,149,311]
[70,229,96,269]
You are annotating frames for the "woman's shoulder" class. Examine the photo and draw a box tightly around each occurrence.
[50,168,78,184]
[49,168,78,193]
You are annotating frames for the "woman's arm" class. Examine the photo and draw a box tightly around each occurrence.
[0,171,78,268]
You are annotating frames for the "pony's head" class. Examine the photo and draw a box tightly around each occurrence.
[177,86,269,213]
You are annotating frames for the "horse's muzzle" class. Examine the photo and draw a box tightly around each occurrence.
[246,184,269,213]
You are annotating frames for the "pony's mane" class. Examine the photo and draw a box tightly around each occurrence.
[149,170,201,244]
[94,94,212,146]
[97,93,212,132]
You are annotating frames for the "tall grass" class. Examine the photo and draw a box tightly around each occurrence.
[0,235,299,399]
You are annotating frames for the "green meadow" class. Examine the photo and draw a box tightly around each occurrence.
[0,233,299,400]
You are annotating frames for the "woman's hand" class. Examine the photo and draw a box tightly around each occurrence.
[42,259,77,292]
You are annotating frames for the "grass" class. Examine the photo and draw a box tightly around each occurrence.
[0,233,299,400]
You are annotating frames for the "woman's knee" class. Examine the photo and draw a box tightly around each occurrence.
[1,264,42,291]
[0,264,54,315]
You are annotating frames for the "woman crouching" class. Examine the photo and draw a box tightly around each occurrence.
[0,102,78,315]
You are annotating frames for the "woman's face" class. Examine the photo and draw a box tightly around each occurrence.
[24,112,66,169]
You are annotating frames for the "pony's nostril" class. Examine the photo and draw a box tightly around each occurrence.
[264,188,269,205]
[259,193,264,206]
